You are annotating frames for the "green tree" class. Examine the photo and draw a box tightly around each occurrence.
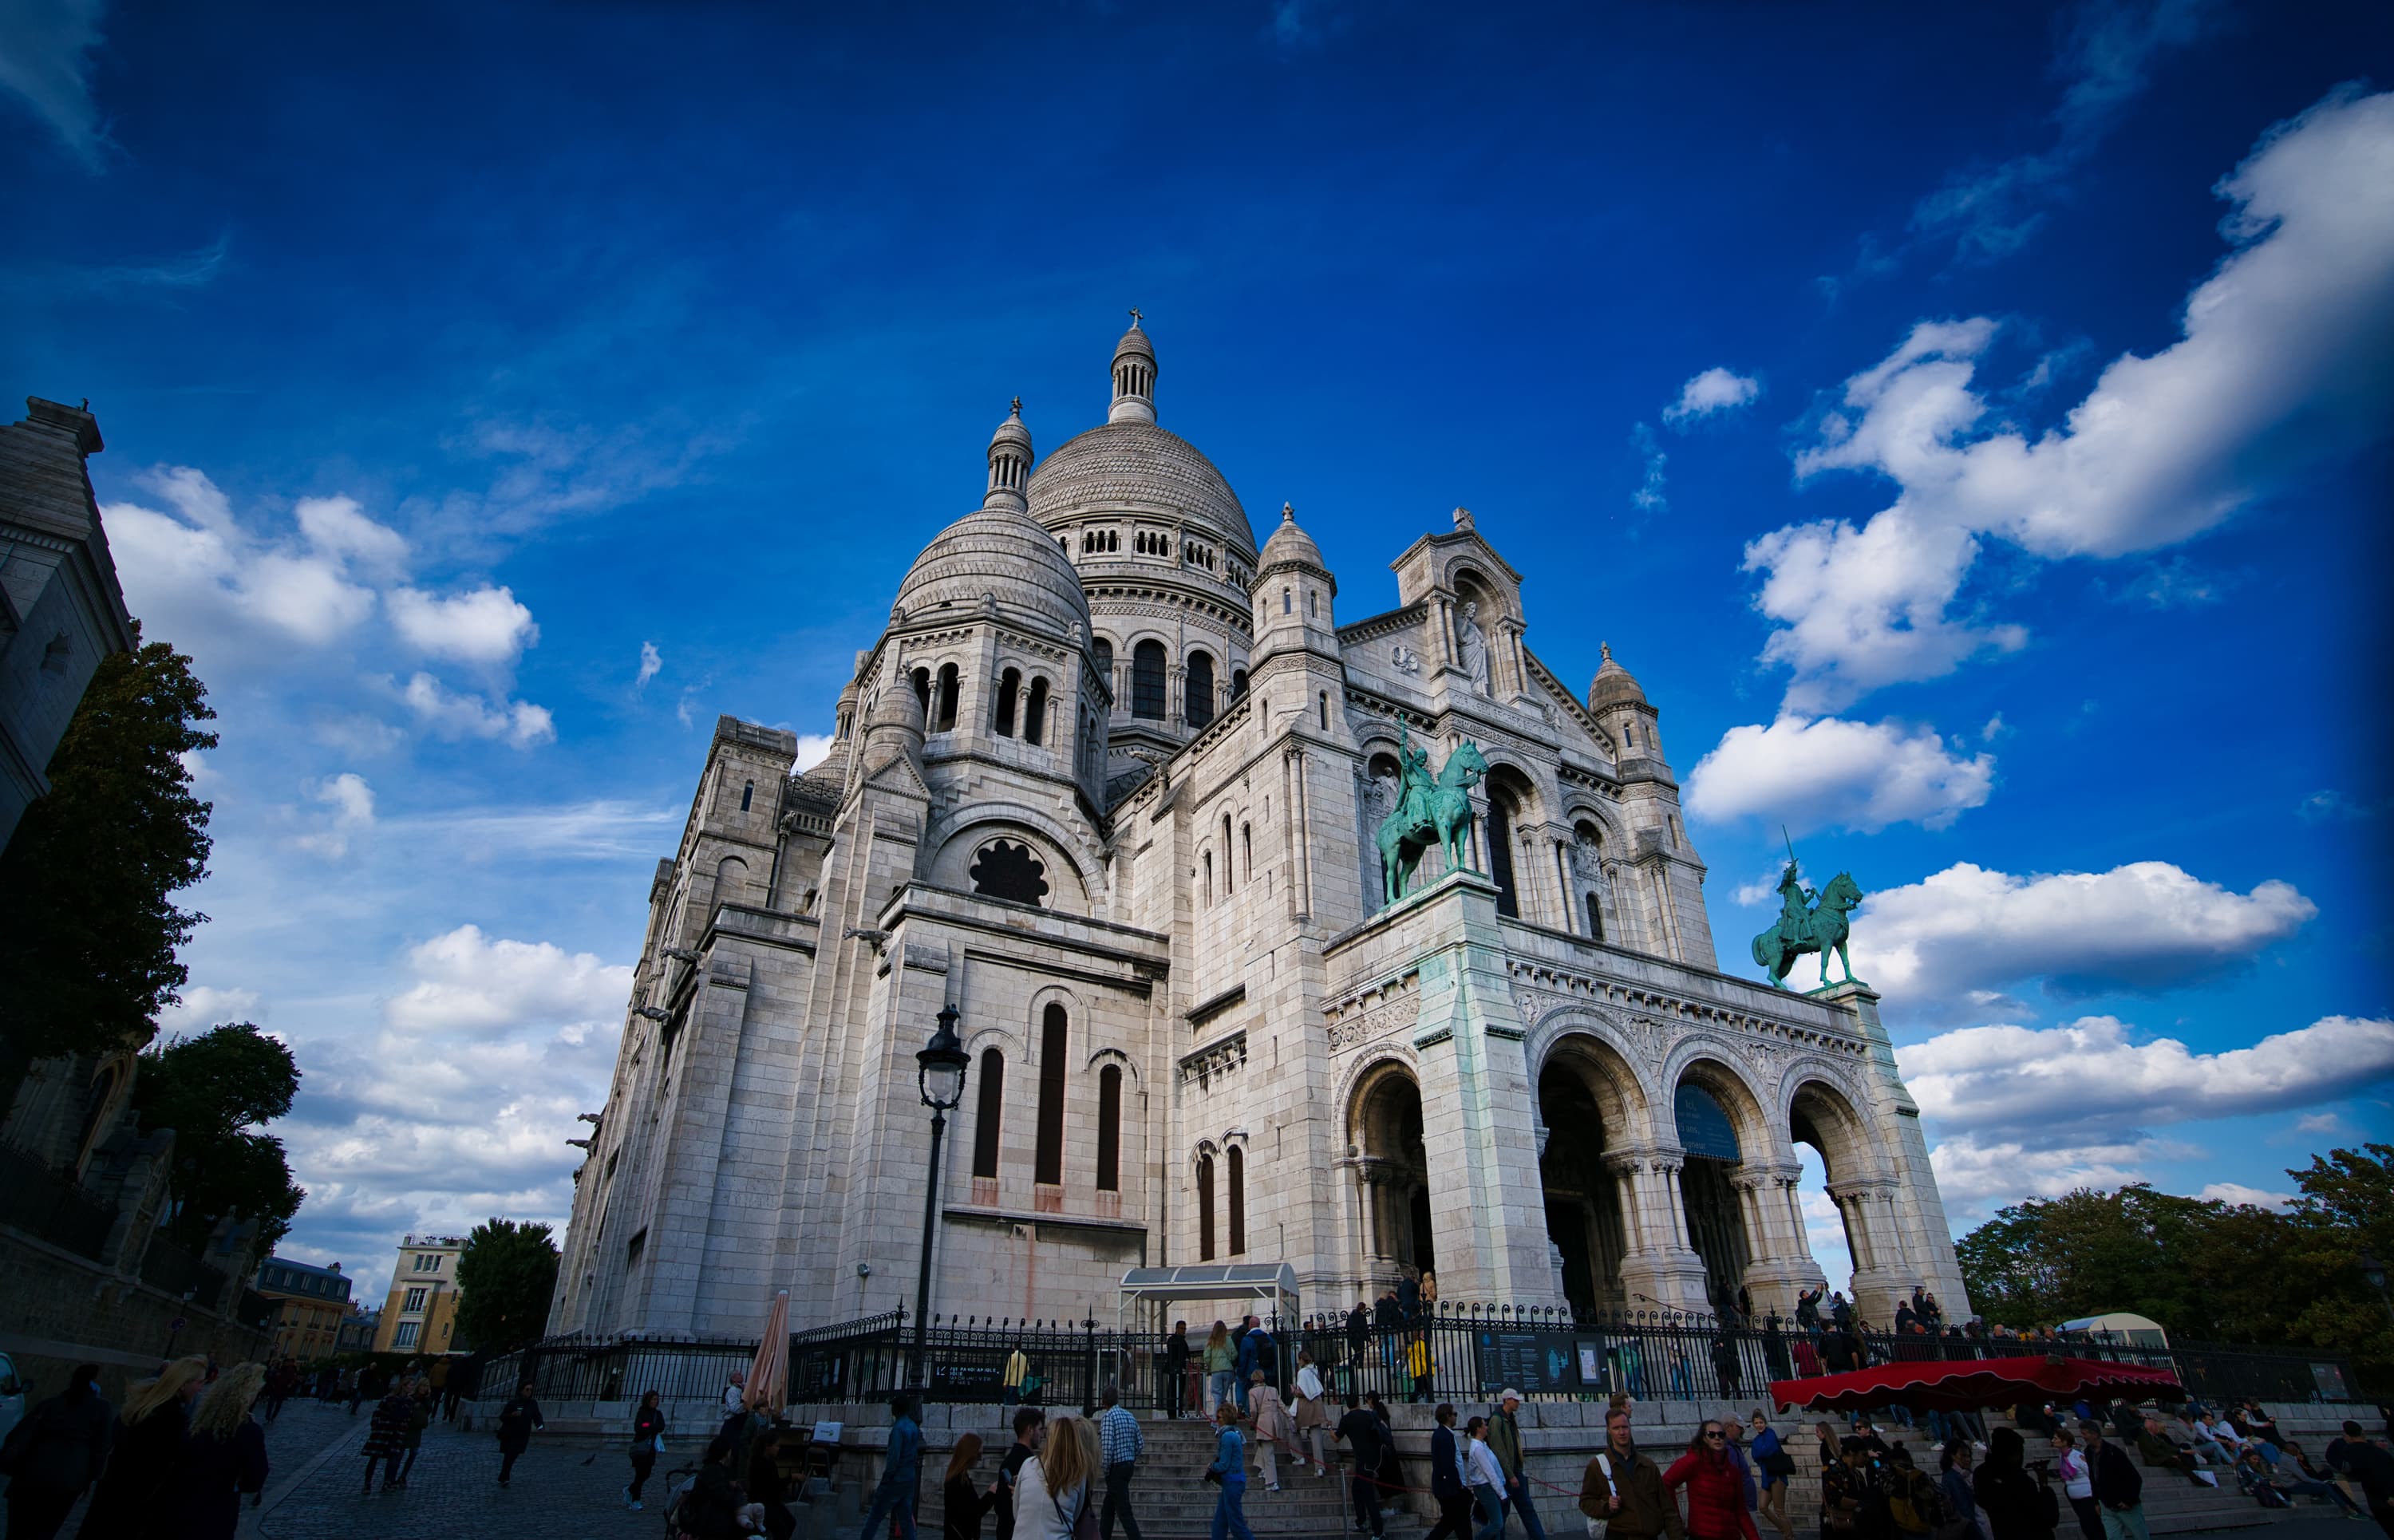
[0,634,215,1104]
[455,1218,559,1353]
[131,1022,305,1250]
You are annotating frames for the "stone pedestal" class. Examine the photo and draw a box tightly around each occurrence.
[1403,871,1565,1306]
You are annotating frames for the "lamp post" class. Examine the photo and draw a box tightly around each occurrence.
[2360,1250,2393,1328]
[911,1003,970,1388]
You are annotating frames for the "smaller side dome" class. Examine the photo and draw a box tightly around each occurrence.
[1586,642,1648,713]
[986,397,1033,512]
[1109,309,1157,425]
[1257,500,1330,585]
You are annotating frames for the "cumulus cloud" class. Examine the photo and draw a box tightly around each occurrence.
[294,495,409,577]
[1926,1133,2157,1218]
[1899,1013,2394,1147]
[635,641,662,689]
[1855,860,2315,1009]
[2296,1112,2345,1135]
[0,0,110,170]
[1663,367,1763,427]
[2199,1183,2297,1210]
[157,984,263,1035]
[398,673,555,748]
[1752,88,2394,711]
[385,924,633,1037]
[1685,714,1994,835]
[294,772,376,859]
[792,733,835,773]
[109,469,385,657]
[388,584,539,665]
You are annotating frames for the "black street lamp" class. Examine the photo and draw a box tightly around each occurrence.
[912,1003,970,1387]
[2360,1250,2393,1327]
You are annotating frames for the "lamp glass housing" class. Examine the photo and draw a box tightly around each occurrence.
[917,1004,969,1111]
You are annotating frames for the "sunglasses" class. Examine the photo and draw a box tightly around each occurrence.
[1705,1430,1727,1440]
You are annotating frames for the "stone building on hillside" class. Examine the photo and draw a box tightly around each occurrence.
[550,320,1966,1340]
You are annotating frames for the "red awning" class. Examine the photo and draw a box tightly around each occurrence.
[1769,1355,2185,1413]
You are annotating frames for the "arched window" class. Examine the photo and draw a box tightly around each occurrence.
[1487,792,1519,918]
[1242,823,1253,883]
[994,668,1020,737]
[1131,641,1167,721]
[911,668,930,714]
[740,780,753,811]
[1317,692,1329,731]
[1034,1003,1067,1187]
[1282,587,1292,614]
[935,663,960,732]
[1023,677,1049,745]
[1203,851,1213,905]
[1197,1152,1216,1261]
[1222,815,1235,894]
[1228,1145,1246,1255]
[972,1048,1005,1179]
[1096,1064,1122,1192]
[1308,589,1317,618]
[1094,638,1113,689]
[1186,650,1215,729]
[1585,891,1605,942]
[1230,669,1247,701]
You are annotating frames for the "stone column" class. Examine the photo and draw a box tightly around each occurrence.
[1606,1147,1709,1311]
[1815,982,1973,1318]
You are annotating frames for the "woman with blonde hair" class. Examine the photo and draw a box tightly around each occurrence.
[1246,1369,1293,1492]
[1016,1412,1096,1540]
[76,1354,207,1537]
[1290,1349,1331,1477]
[184,1363,270,1540]
[1203,1322,1236,1417]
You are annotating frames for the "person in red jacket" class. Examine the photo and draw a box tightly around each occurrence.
[1663,1420,1763,1540]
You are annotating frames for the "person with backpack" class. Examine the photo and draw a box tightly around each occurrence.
[627,1388,668,1510]
[0,1362,113,1540]
[1582,1404,1685,1540]
[1973,1428,2054,1540]
[1665,1417,1763,1540]
[361,1377,413,1492]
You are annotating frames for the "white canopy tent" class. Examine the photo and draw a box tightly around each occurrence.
[1117,1262,1300,1333]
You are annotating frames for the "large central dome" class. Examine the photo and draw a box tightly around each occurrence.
[1027,421,1256,558]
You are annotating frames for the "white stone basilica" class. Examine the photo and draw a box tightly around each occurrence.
[549,319,1968,1340]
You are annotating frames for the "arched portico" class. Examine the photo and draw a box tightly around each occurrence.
[1536,1032,1646,1314]
[1347,1060,1435,1288]
[1789,1072,1906,1320]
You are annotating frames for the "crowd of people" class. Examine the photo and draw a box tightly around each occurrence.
[0,1356,272,1540]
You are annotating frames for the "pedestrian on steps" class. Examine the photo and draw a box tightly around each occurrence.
[1662,1418,1762,1540]
[1097,1381,1147,1539]
[1017,1412,1096,1540]
[1424,1403,1474,1540]
[180,1362,270,1540]
[627,1388,667,1510]
[859,1391,926,1540]
[1292,1351,1333,1475]
[1468,1416,1510,1540]
[1749,1412,1795,1540]
[946,1431,998,1539]
[1580,1405,1684,1540]
[1246,1371,1290,1492]
[1207,1402,1257,1540]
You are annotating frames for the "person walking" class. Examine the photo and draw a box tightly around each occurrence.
[1164,1323,1191,1420]
[75,1354,205,1538]
[1749,1412,1795,1540]
[495,1378,545,1487]
[1203,1402,1257,1540]
[1292,1351,1332,1476]
[1246,1371,1290,1493]
[183,1363,270,1540]
[1582,1404,1685,1540]
[1204,1323,1237,1419]
[1664,1418,1763,1540]
[1096,1382,1147,1539]
[362,1377,413,1493]
[1017,1412,1097,1540]
[0,1362,113,1540]
[2081,1421,2147,1540]
[626,1388,668,1510]
[993,1407,1045,1540]
[1338,1394,1391,1538]
[1409,1333,1435,1404]
[1234,1318,1269,1415]
[1976,1428,2054,1540]
[1467,1416,1511,1540]
[394,1378,432,1488]
[1345,1302,1371,1400]
[1488,1388,1549,1540]
[946,1431,998,1539]
[860,1391,926,1540]
[1005,1345,1031,1408]
[1425,1404,1475,1540]
[2052,1429,2100,1540]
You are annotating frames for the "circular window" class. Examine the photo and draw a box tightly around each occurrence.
[970,839,1049,906]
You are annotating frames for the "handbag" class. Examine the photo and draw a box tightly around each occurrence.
[1586,1451,1613,1540]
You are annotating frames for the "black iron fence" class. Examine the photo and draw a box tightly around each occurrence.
[467,1306,2360,1413]
[0,1139,113,1261]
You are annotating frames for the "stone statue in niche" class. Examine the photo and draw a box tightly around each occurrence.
[1456,601,1491,697]
[1390,643,1420,676]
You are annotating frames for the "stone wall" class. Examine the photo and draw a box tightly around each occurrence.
[0,1224,270,1401]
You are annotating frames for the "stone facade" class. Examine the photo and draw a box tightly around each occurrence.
[551,322,1968,1340]
[374,1233,465,1355]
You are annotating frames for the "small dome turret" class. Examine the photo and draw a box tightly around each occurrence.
[1587,642,1648,714]
[1108,309,1157,425]
[1258,500,1329,585]
[986,398,1032,512]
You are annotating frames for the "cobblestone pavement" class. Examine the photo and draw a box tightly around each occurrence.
[255,1415,682,1539]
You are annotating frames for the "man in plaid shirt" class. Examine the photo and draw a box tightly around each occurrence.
[1097,1381,1147,1540]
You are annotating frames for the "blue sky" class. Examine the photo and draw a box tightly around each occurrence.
[5,0,2389,1307]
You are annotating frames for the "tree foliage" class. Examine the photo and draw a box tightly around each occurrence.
[0,634,215,1092]
[1955,1145,2394,1388]
[455,1218,559,1354]
[131,1022,305,1250]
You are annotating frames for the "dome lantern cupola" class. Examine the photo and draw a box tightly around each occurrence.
[986,397,1033,512]
[1108,309,1158,425]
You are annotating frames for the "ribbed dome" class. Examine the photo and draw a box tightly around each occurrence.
[894,506,1091,634]
[1587,642,1649,713]
[1258,501,1325,572]
[1028,422,1256,556]
[1113,322,1155,363]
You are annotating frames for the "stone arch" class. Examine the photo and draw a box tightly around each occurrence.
[1535,1022,1657,1313]
[1447,560,1514,626]
[713,854,751,906]
[1783,1068,1893,1298]
[1478,758,1544,921]
[1667,1048,1778,1315]
[1345,1056,1434,1279]
[1531,1017,1658,1135]
[928,809,1098,912]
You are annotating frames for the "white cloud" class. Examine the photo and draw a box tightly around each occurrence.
[1630,423,1666,515]
[792,733,835,773]
[635,641,662,689]
[109,469,388,657]
[1926,1133,2156,1218]
[294,772,376,859]
[398,673,555,748]
[1685,714,1994,834]
[389,800,681,861]
[2198,1183,2297,1210]
[1855,860,2314,1009]
[1663,367,1762,426]
[1899,1013,2394,1147]
[2296,1112,2345,1135]
[294,495,409,577]
[385,924,633,1037]
[388,584,539,665]
[157,984,263,1035]
[1752,89,2394,711]
[0,0,109,170]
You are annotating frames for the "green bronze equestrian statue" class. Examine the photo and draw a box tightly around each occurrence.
[1374,721,1489,906]
[1750,848,1864,989]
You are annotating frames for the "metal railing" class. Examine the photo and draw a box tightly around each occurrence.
[0,1139,114,1261]
[464,1306,2363,1412]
